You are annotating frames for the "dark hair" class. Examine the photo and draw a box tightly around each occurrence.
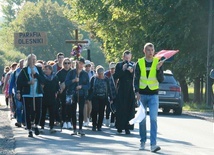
[57,52,64,59]
[123,50,131,57]
[44,65,53,72]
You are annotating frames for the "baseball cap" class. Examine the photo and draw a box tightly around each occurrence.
[78,58,85,64]
[85,60,91,66]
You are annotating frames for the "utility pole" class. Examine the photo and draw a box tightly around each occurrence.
[206,0,213,106]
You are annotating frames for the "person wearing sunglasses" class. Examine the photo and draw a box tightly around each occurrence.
[65,58,90,136]
[56,58,72,129]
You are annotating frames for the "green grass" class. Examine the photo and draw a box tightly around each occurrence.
[184,87,213,112]
[183,102,213,112]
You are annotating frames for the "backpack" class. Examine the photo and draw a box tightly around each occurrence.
[93,76,109,98]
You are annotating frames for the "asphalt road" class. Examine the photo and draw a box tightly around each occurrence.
[0,94,214,155]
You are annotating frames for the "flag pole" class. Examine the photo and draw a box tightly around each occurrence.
[31,47,35,111]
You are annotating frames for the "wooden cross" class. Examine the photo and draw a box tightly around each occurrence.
[65,29,88,45]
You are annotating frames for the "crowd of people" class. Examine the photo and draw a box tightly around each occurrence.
[1,42,164,153]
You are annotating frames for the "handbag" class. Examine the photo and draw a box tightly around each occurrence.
[129,100,146,125]
[66,94,73,105]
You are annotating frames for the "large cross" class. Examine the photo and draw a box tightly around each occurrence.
[65,29,88,45]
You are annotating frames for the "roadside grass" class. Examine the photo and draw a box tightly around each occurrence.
[183,87,213,112]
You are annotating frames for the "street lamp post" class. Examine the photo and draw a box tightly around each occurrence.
[206,0,213,106]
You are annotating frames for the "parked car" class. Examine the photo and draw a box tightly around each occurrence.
[159,70,183,115]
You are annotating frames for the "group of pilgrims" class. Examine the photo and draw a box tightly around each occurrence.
[1,51,136,137]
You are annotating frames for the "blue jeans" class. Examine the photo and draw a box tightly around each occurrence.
[15,99,23,123]
[139,94,159,146]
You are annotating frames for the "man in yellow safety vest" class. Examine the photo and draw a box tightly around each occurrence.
[134,43,164,153]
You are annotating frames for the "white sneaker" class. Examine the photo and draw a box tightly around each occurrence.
[105,119,110,127]
[110,123,115,127]
[139,142,145,150]
[83,122,87,127]
[86,118,90,126]
[62,122,68,129]
[67,122,72,129]
[151,145,161,152]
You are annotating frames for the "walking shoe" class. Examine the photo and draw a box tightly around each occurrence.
[71,129,77,135]
[40,128,45,134]
[151,145,161,152]
[50,128,56,134]
[125,130,130,135]
[110,123,115,127]
[78,129,85,136]
[117,129,122,133]
[34,127,40,135]
[67,122,72,129]
[15,122,21,127]
[92,126,96,131]
[139,142,145,150]
[97,128,102,131]
[83,122,88,127]
[28,131,33,137]
[55,121,60,126]
[105,119,110,127]
[62,122,68,129]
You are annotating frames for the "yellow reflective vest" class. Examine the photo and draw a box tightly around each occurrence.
[138,57,159,90]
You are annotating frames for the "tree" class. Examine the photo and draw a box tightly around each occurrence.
[9,0,77,60]
[65,0,212,103]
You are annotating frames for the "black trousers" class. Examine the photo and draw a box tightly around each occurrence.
[55,97,61,122]
[92,97,107,129]
[23,97,42,130]
[40,102,55,129]
[71,95,85,130]
[60,94,72,122]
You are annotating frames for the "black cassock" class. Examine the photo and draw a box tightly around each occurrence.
[114,61,135,130]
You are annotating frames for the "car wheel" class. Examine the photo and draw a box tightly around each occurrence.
[173,107,182,115]
[162,108,170,114]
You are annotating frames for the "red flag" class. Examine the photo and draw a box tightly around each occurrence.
[154,50,179,61]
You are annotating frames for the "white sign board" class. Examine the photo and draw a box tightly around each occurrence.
[14,32,48,47]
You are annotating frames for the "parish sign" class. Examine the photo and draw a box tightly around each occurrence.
[14,32,48,47]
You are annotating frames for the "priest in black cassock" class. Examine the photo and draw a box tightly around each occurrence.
[113,50,135,134]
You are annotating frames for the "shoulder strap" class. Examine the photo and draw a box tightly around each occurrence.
[23,68,29,80]
[93,76,96,89]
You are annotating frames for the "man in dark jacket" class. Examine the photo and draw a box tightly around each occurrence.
[113,51,135,134]
[65,58,89,136]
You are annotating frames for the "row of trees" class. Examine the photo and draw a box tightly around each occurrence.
[0,0,213,104]
[64,0,213,104]
[0,0,106,78]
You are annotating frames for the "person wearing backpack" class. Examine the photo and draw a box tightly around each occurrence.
[89,65,113,131]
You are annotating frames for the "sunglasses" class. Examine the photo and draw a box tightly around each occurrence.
[64,62,71,65]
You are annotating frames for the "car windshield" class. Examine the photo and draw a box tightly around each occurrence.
[162,74,177,84]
